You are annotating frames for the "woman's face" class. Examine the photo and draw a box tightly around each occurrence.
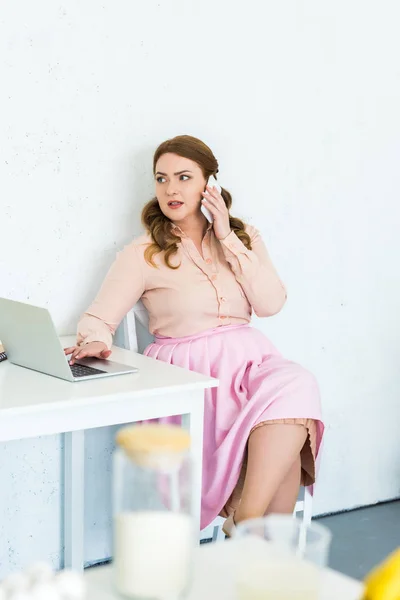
[155,153,207,223]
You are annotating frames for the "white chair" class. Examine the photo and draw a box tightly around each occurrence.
[118,303,313,542]
[296,486,313,526]
[200,484,313,542]
[121,299,152,353]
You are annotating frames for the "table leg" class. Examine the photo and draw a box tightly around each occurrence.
[64,430,85,571]
[182,394,204,533]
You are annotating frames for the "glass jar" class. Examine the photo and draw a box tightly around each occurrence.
[113,424,194,600]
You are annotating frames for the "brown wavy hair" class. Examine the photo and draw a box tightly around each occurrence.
[141,135,252,269]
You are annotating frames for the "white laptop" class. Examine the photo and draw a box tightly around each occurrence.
[0,298,138,382]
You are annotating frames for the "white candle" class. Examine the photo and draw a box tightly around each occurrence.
[114,511,193,599]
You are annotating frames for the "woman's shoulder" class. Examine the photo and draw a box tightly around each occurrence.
[121,231,151,251]
[116,232,152,262]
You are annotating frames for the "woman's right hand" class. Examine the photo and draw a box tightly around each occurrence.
[64,342,112,365]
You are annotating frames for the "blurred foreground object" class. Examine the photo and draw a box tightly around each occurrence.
[362,548,400,600]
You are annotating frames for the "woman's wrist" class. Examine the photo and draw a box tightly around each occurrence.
[216,229,232,241]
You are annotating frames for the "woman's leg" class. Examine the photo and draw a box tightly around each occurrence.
[266,455,302,514]
[234,424,306,524]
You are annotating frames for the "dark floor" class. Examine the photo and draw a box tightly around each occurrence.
[317,500,400,581]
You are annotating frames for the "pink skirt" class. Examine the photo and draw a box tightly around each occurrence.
[145,324,324,529]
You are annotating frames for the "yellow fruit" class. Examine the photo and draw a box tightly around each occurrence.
[362,548,400,600]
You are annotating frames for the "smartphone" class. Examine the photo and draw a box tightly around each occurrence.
[201,176,222,223]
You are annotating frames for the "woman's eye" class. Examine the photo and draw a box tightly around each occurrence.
[156,175,189,183]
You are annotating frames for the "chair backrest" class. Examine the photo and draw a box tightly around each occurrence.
[120,300,153,353]
[133,299,150,330]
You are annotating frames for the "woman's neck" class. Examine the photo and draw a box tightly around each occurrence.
[173,214,209,242]
[172,213,210,258]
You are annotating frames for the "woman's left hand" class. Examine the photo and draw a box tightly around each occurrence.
[201,185,231,241]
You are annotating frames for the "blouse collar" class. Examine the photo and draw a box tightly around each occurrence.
[171,221,213,238]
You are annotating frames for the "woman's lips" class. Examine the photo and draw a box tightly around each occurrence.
[167,201,184,209]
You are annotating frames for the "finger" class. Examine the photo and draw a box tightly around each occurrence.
[70,348,86,365]
[201,198,218,216]
[204,188,225,210]
[64,346,77,355]
[202,192,220,209]
[100,350,112,359]
[206,185,224,203]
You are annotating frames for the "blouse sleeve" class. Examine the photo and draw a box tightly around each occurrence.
[77,242,145,349]
[220,225,287,317]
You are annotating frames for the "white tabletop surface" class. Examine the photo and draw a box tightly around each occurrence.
[0,335,217,417]
[84,538,364,600]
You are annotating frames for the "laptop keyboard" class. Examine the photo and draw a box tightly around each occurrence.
[70,363,107,378]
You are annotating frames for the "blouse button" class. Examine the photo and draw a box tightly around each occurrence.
[205,258,212,264]
[211,274,217,281]
[220,297,226,303]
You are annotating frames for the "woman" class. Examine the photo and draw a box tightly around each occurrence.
[65,135,323,535]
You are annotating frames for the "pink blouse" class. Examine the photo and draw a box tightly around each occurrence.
[77,224,287,349]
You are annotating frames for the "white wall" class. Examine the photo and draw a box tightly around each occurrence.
[1,0,400,572]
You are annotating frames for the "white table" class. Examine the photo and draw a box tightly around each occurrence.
[84,538,364,599]
[0,335,218,572]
